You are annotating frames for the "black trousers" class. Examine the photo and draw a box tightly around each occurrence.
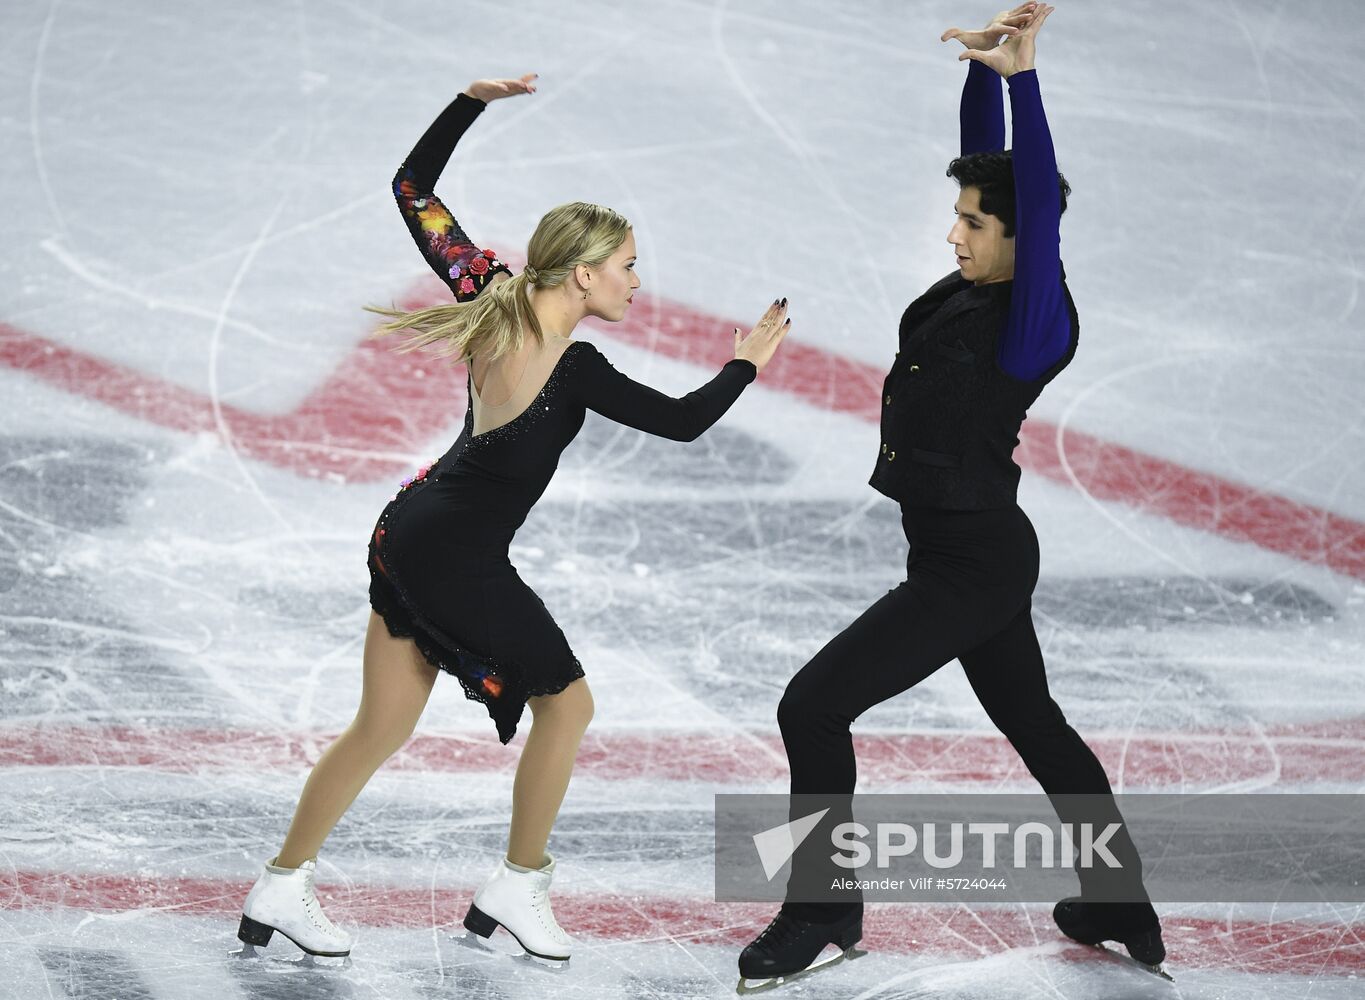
[780,504,1147,918]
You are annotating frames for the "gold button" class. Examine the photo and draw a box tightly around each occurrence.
[910,365,920,373]
[884,394,891,405]
[881,443,887,454]
[888,450,896,461]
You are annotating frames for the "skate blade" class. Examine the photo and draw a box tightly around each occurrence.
[1093,943,1174,982]
[736,945,867,995]
[228,941,352,970]
[454,929,570,972]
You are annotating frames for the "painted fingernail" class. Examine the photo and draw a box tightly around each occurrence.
[781,297,787,307]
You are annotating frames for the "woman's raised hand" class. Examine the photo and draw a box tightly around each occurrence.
[464,73,538,104]
[734,299,791,374]
[948,4,1053,78]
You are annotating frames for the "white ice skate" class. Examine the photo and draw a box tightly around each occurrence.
[237,856,352,958]
[461,852,572,965]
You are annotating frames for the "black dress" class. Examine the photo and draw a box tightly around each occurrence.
[368,94,757,743]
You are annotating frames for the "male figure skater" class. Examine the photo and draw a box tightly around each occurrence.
[737,5,1166,991]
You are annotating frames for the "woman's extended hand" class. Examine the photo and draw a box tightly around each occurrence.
[941,3,1037,52]
[464,73,538,104]
[945,3,1053,78]
[734,299,791,374]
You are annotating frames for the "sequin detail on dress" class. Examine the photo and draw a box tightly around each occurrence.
[466,341,586,447]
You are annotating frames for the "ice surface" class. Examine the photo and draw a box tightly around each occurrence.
[3,0,1363,997]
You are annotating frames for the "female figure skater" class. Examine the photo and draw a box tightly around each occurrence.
[237,72,790,965]
[738,5,1167,989]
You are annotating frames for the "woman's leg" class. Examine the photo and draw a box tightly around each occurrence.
[505,677,594,869]
[275,611,439,868]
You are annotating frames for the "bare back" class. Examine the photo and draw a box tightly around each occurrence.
[467,335,577,438]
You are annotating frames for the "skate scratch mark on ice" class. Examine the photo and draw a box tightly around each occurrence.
[138,191,391,297]
[205,191,295,532]
[949,903,1070,1000]
[424,841,451,986]
[1113,669,1178,795]
[709,0,896,328]
[847,947,1069,1000]
[0,489,83,538]
[925,907,991,959]
[294,632,365,730]
[491,138,745,170]
[0,616,205,656]
[1226,0,1275,135]
[28,0,63,239]
[148,232,381,346]
[591,891,729,997]
[1054,350,1255,595]
[1211,344,1365,519]
[449,27,648,161]
[40,236,284,351]
[681,0,927,63]
[200,190,316,724]
[702,618,793,766]
[1014,907,1069,999]
[1202,715,1282,796]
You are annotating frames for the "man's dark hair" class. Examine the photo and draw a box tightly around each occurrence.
[946,151,1070,238]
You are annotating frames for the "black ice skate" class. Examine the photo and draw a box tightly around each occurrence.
[1053,897,1172,981]
[736,906,865,994]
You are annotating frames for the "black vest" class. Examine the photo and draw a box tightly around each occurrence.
[869,267,1079,509]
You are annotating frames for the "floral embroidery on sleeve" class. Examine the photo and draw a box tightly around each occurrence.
[393,166,511,302]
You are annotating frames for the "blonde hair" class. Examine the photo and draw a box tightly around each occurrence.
[367,201,632,362]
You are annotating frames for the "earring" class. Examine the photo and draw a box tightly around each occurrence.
[582,289,590,300]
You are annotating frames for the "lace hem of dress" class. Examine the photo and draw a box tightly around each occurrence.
[368,569,585,744]
[366,469,585,745]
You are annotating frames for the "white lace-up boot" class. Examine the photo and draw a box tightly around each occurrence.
[238,856,353,957]
[463,852,572,962]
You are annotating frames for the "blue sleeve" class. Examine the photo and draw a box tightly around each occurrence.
[960,60,1005,155]
[999,70,1069,381]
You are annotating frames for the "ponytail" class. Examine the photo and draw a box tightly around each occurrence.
[367,201,631,362]
[366,269,542,363]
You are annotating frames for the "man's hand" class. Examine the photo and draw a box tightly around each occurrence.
[464,73,538,104]
[948,4,1053,78]
[941,3,1037,53]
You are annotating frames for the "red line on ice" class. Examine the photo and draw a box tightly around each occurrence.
[3,721,1363,787]
[3,284,1364,580]
[3,869,1361,975]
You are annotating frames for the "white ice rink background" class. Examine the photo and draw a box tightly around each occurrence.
[2,1,1363,997]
